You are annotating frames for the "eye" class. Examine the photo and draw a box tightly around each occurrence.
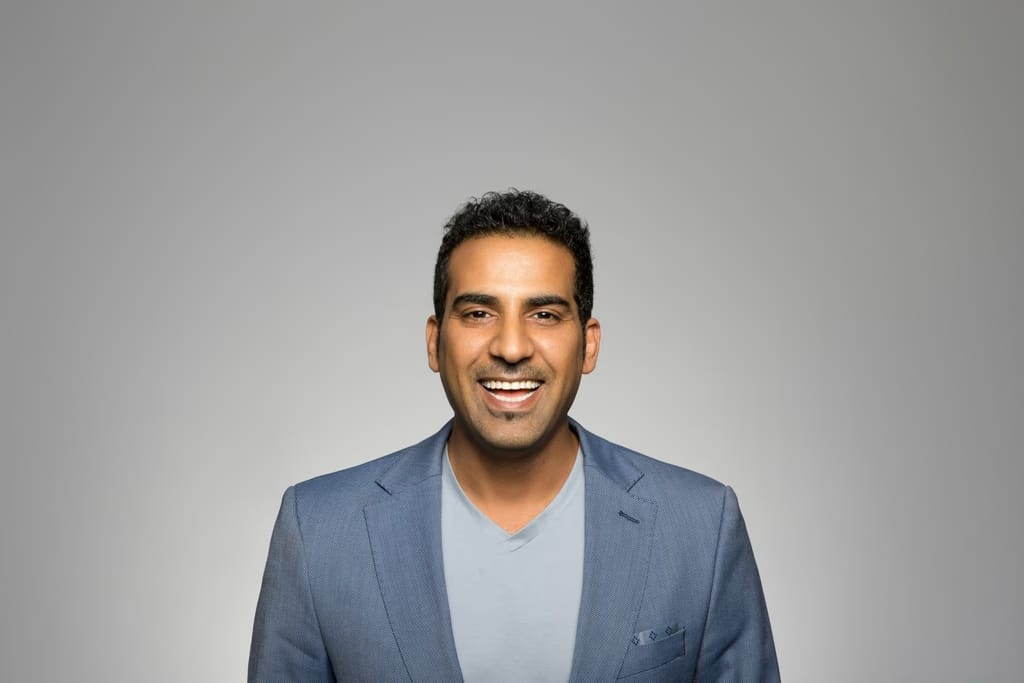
[465,310,492,319]
[532,310,561,323]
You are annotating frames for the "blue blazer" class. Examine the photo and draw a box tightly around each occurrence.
[249,421,779,681]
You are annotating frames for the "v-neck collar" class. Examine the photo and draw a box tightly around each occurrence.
[442,447,583,550]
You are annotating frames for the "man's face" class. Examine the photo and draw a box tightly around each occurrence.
[426,234,600,456]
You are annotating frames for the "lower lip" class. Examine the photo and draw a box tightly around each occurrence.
[479,384,542,411]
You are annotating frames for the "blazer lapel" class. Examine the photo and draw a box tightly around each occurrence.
[362,421,654,682]
[569,422,657,682]
[363,424,463,682]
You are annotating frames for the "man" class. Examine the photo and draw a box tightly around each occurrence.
[249,190,780,681]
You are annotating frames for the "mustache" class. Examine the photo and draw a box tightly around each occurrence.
[476,363,545,381]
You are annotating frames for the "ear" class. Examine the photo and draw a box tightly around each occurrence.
[582,317,601,374]
[426,315,440,373]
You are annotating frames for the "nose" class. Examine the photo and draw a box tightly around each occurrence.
[489,316,534,364]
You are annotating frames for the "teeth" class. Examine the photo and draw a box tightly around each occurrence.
[481,380,541,391]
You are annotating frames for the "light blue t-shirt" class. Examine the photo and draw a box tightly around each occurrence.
[441,450,585,682]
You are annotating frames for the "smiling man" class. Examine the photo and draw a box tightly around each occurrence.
[249,190,780,682]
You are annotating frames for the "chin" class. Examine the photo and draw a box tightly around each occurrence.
[473,424,547,455]
[481,436,541,455]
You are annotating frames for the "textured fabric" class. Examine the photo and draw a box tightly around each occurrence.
[248,420,780,682]
[442,449,584,682]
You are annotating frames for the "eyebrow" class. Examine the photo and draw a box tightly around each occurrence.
[451,293,499,308]
[526,295,572,309]
[450,293,572,309]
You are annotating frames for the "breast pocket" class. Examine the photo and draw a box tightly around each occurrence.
[617,625,686,679]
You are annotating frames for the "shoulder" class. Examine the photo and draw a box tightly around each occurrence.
[292,450,400,503]
[578,424,732,513]
[286,424,450,519]
[632,448,726,497]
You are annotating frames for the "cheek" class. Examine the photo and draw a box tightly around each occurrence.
[440,332,483,369]
[540,338,586,369]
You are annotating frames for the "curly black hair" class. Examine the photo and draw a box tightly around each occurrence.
[433,190,594,326]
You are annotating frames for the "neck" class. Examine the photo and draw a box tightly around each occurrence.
[446,422,579,532]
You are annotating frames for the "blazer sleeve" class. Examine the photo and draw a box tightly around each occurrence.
[248,486,334,683]
[695,486,781,682]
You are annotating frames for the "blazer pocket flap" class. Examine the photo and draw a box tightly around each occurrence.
[618,625,685,678]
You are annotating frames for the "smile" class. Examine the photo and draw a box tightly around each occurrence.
[479,379,542,404]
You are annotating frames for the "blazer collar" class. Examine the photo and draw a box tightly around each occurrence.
[372,421,452,494]
[571,416,645,491]
[570,419,657,681]
[373,418,645,493]
[364,421,462,681]
[366,419,654,682]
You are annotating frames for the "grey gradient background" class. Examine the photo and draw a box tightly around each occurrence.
[2,2,1022,681]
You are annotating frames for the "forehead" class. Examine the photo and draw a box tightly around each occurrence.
[446,234,575,298]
